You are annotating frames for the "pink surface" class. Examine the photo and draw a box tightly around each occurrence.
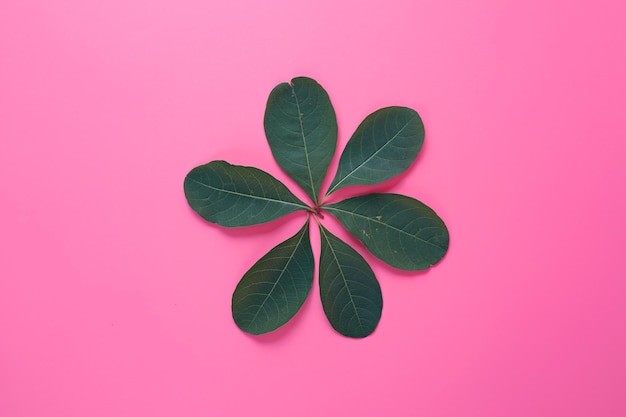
[1,1,625,416]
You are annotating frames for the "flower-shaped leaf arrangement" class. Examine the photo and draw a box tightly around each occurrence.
[184,77,449,338]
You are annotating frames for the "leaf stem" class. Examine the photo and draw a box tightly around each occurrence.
[313,204,325,219]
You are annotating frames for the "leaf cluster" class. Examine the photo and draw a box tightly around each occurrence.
[184,77,449,338]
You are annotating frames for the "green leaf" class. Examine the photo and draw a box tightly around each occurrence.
[325,193,449,270]
[184,160,310,227]
[326,107,424,196]
[232,222,314,335]
[264,77,338,204]
[318,223,382,338]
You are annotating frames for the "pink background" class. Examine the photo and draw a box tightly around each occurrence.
[1,0,625,416]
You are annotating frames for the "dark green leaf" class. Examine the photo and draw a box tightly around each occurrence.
[264,77,338,204]
[326,107,424,196]
[184,160,310,227]
[232,222,314,335]
[325,193,449,270]
[318,223,382,338]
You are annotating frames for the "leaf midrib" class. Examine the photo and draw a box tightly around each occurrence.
[319,226,365,333]
[291,83,318,204]
[325,206,445,250]
[247,225,308,326]
[327,117,412,195]
[188,177,308,210]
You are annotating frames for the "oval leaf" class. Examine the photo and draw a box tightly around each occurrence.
[326,107,424,196]
[264,77,338,204]
[184,160,309,227]
[232,222,314,335]
[325,193,449,270]
[318,223,382,338]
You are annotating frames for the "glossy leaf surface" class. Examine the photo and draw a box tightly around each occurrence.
[326,106,424,196]
[318,223,382,338]
[325,193,449,270]
[184,160,309,227]
[232,222,314,335]
[264,77,337,204]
